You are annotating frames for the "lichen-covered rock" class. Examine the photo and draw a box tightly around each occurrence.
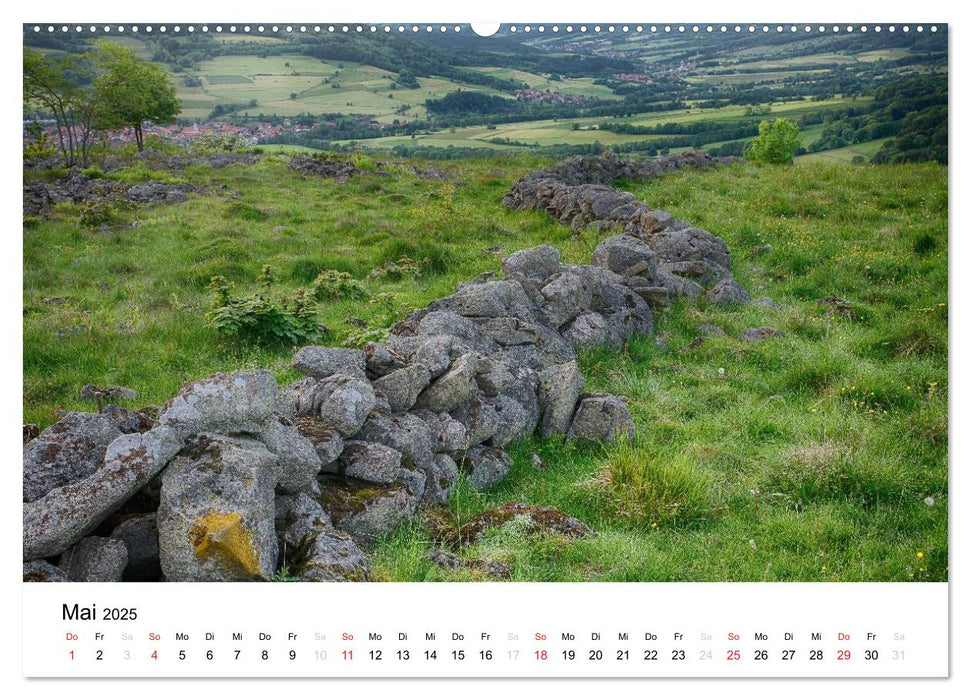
[562,312,610,348]
[654,267,705,299]
[158,434,280,582]
[501,244,562,282]
[538,268,596,328]
[59,536,128,582]
[292,346,366,380]
[488,396,533,448]
[698,324,728,337]
[752,296,781,311]
[295,374,376,437]
[275,493,369,581]
[538,361,584,438]
[707,277,751,307]
[257,417,322,493]
[462,446,512,492]
[318,480,419,547]
[23,560,71,582]
[23,425,184,560]
[363,341,406,377]
[739,327,786,342]
[422,453,459,506]
[414,311,495,354]
[415,353,477,413]
[646,226,731,270]
[567,393,636,444]
[357,412,436,469]
[450,396,500,447]
[339,441,402,484]
[372,363,431,413]
[413,410,469,453]
[437,280,536,322]
[591,234,658,277]
[159,370,277,437]
[458,503,595,544]
[23,411,132,503]
[293,416,345,470]
[110,514,161,581]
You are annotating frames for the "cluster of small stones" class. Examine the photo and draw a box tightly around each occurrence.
[287,154,449,183]
[23,151,758,583]
[23,173,199,216]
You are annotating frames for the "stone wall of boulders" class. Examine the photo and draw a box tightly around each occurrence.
[23,151,750,583]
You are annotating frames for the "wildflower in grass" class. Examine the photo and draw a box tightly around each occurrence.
[917,551,925,560]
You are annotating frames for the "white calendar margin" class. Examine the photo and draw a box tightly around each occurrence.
[23,582,948,678]
[6,0,962,695]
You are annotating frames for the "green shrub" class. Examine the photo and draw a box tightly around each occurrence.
[81,166,105,179]
[744,118,802,165]
[77,199,121,228]
[311,269,368,300]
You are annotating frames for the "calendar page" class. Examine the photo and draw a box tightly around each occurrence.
[17,0,954,689]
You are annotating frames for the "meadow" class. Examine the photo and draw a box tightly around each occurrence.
[177,54,514,122]
[23,154,947,582]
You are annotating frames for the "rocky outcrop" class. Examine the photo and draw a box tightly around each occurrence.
[502,151,747,306]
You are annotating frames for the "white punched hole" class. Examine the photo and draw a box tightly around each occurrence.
[471,23,500,37]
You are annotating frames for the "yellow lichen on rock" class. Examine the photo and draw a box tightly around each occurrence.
[189,510,262,579]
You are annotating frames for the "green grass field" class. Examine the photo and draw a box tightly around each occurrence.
[23,154,947,582]
[343,96,871,152]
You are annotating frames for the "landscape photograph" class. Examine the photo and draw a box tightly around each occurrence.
[22,24,947,584]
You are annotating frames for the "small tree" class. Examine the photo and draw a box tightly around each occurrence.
[91,42,179,151]
[744,118,802,165]
[23,49,96,166]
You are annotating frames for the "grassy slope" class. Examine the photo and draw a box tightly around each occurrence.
[23,157,947,582]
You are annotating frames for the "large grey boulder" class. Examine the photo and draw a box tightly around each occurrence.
[423,453,460,505]
[567,394,636,444]
[707,277,751,307]
[363,341,406,377]
[293,417,345,469]
[462,446,513,492]
[110,514,161,581]
[413,410,469,453]
[292,346,367,381]
[488,396,533,449]
[357,412,437,469]
[538,268,596,328]
[23,425,184,560]
[450,396,500,447]
[501,244,562,282]
[157,434,281,582]
[563,312,610,348]
[538,361,585,438]
[257,417,322,493]
[438,280,536,323]
[295,374,376,437]
[372,363,431,413]
[23,411,131,502]
[339,441,402,484]
[59,536,128,582]
[319,481,419,547]
[591,234,658,277]
[275,493,369,581]
[159,370,277,437]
